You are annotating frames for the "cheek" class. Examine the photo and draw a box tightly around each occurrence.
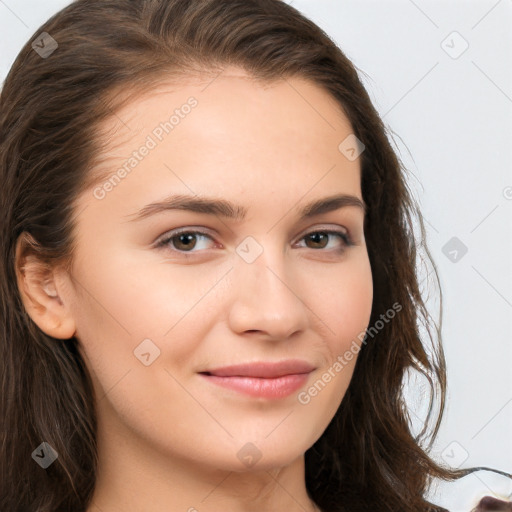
[311,254,373,354]
[299,258,372,421]
[72,244,216,338]
[70,249,224,387]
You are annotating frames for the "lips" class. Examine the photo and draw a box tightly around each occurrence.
[199,359,316,399]
[200,359,316,378]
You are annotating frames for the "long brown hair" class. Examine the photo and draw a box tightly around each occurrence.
[0,0,470,510]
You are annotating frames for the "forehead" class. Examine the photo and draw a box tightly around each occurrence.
[81,69,362,214]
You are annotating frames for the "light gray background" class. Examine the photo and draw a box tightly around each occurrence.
[1,0,511,509]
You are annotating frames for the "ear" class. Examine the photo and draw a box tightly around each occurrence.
[14,233,76,340]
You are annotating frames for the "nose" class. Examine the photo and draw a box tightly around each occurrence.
[226,242,309,341]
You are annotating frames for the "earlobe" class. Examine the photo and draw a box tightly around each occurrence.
[14,236,76,340]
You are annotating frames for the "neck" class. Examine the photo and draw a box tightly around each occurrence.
[86,410,320,512]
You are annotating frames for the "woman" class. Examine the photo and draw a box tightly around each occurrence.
[0,0,510,510]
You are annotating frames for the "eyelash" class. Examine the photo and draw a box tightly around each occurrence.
[155,227,354,256]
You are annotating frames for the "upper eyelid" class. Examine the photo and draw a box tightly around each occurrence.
[158,224,350,238]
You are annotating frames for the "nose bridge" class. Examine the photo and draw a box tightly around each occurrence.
[236,233,291,292]
[227,235,308,338]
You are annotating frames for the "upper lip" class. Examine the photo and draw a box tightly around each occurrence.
[200,360,316,378]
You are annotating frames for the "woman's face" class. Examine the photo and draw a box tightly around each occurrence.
[59,68,373,471]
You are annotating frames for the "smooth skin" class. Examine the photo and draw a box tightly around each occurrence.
[16,67,373,512]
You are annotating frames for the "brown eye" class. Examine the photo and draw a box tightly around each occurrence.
[156,230,215,253]
[172,233,199,251]
[305,232,329,249]
[299,230,352,251]
[155,227,353,256]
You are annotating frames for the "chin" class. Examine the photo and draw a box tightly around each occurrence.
[210,429,316,472]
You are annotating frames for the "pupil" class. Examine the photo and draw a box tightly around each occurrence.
[309,233,326,248]
[177,234,196,250]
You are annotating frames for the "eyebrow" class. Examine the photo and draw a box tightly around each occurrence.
[125,192,366,222]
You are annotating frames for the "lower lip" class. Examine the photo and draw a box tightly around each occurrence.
[199,373,311,399]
